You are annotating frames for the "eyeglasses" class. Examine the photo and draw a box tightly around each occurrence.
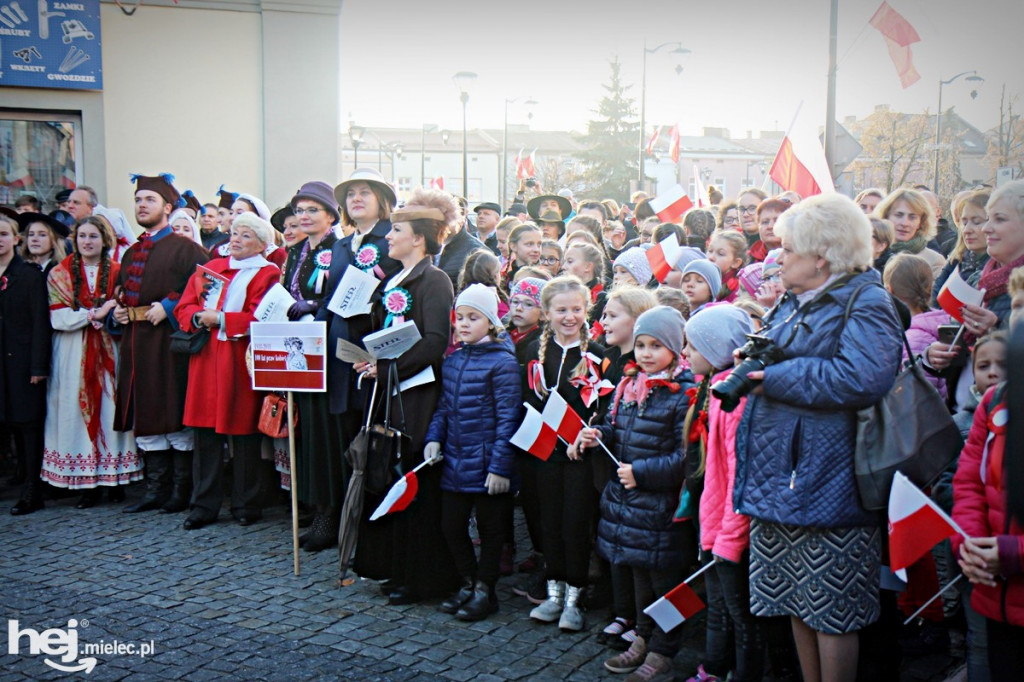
[510,298,538,309]
[723,216,740,226]
[293,207,323,216]
[738,205,758,214]
[538,257,560,265]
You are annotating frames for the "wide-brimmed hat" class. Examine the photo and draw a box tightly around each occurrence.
[17,211,71,238]
[527,194,572,221]
[333,168,397,209]
[270,206,294,233]
[537,210,566,236]
[0,206,19,222]
[291,181,340,223]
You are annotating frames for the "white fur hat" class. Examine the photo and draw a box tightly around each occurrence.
[231,212,275,248]
[455,283,502,329]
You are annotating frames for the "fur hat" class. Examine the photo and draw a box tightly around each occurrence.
[681,259,722,301]
[633,305,687,358]
[510,277,546,306]
[455,283,502,329]
[613,247,653,286]
[231,212,275,249]
[686,304,753,371]
[131,172,181,207]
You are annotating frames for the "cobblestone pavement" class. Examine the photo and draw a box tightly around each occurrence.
[2,480,967,681]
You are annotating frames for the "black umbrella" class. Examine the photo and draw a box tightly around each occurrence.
[337,378,378,578]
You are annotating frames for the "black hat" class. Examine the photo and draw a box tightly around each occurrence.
[55,188,73,204]
[17,211,71,239]
[506,202,528,217]
[0,206,18,222]
[270,206,294,233]
[50,210,76,230]
[527,194,572,221]
[474,202,502,215]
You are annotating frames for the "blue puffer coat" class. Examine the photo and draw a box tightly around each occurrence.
[734,269,902,528]
[425,336,522,494]
[595,371,696,570]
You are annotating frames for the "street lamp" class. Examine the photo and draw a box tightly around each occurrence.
[502,96,537,209]
[348,123,365,169]
[421,124,437,187]
[933,70,983,192]
[639,41,690,187]
[453,71,478,198]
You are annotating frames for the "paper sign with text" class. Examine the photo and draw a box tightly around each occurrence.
[250,321,326,392]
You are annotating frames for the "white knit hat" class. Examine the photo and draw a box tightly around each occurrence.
[455,283,502,329]
[613,246,653,286]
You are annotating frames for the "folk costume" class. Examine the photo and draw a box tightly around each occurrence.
[42,254,141,491]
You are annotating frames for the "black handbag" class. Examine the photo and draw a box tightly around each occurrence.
[362,362,409,495]
[169,328,210,354]
[845,284,962,510]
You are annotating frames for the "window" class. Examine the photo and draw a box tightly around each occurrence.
[0,111,81,211]
[397,177,412,194]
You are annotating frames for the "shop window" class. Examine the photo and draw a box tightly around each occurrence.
[0,111,81,211]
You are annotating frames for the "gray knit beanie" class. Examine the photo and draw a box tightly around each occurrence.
[613,246,653,286]
[633,306,687,358]
[681,259,723,300]
[685,304,753,371]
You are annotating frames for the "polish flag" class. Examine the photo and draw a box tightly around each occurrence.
[692,165,709,208]
[645,126,662,155]
[8,167,33,188]
[541,390,584,444]
[888,472,966,573]
[514,149,526,180]
[61,167,77,190]
[669,125,680,164]
[522,149,537,178]
[646,233,684,283]
[936,265,984,323]
[510,403,558,461]
[869,2,921,89]
[643,580,705,632]
[768,104,835,197]
[370,471,419,520]
[430,176,445,190]
[648,184,694,223]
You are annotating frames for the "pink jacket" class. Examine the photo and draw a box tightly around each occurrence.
[698,370,750,563]
[905,308,950,398]
[952,384,1024,626]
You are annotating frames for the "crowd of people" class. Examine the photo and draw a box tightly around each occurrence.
[2,169,1023,682]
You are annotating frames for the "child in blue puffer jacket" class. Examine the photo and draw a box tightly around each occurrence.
[425,284,522,622]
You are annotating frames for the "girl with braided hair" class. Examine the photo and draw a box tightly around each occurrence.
[523,275,612,632]
[41,216,141,507]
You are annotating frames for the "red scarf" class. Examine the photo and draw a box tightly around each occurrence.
[979,253,1024,303]
[510,325,537,345]
[749,240,768,263]
[590,281,604,304]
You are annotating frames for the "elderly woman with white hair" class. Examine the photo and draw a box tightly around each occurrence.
[174,213,282,530]
[731,193,904,682]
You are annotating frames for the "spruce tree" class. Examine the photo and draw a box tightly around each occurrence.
[578,57,639,201]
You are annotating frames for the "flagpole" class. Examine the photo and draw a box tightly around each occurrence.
[287,391,300,577]
[684,560,716,584]
[562,434,621,468]
[946,325,966,353]
[903,575,964,626]
[824,0,839,176]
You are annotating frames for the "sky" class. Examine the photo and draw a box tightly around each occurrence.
[338,0,1023,138]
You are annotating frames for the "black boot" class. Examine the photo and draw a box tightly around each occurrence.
[456,580,498,622]
[160,451,193,513]
[10,481,44,515]
[439,577,475,615]
[303,507,338,552]
[124,450,173,513]
[76,488,101,509]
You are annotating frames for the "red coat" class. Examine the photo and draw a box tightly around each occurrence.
[952,384,1024,626]
[174,257,280,435]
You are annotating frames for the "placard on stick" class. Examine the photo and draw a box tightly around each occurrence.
[250,321,327,392]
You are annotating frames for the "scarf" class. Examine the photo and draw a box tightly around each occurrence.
[979,253,1024,302]
[608,369,679,423]
[510,325,537,345]
[121,234,156,307]
[218,255,269,340]
[890,234,928,255]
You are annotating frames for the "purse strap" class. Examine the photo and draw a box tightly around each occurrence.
[840,281,915,367]
[385,361,408,432]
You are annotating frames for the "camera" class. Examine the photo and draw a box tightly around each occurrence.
[710,334,786,412]
[525,177,537,188]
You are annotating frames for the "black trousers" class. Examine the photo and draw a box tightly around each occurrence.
[10,421,42,497]
[441,490,513,587]
[535,458,596,587]
[987,617,1024,682]
[704,553,764,682]
[516,453,545,555]
[191,429,263,519]
[610,562,637,620]
[634,565,686,658]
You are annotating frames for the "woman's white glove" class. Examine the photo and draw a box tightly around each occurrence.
[423,442,443,465]
[485,473,510,495]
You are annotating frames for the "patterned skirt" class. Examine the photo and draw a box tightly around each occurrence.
[749,519,881,634]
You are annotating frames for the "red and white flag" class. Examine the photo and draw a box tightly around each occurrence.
[514,149,525,179]
[869,2,921,89]
[370,471,419,520]
[541,390,584,444]
[768,103,835,198]
[692,165,709,208]
[888,472,966,573]
[936,265,984,323]
[648,184,694,223]
[645,126,662,155]
[430,176,445,190]
[669,125,680,164]
[522,149,537,178]
[510,403,558,461]
[646,233,684,283]
[643,580,705,632]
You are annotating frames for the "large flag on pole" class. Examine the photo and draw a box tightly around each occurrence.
[645,126,662,155]
[510,403,558,461]
[888,472,966,573]
[648,184,694,223]
[768,102,835,197]
[669,125,680,164]
[936,265,984,323]
[869,2,921,89]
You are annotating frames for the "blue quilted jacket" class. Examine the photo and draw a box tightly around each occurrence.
[595,371,696,570]
[734,269,902,528]
[425,336,522,494]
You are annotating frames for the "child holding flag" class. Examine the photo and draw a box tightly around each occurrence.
[575,306,695,680]
[424,284,522,621]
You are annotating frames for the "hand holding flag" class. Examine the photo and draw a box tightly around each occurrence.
[888,471,967,574]
[936,265,985,323]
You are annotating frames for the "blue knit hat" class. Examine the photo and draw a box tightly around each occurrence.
[681,259,723,300]
[686,304,752,371]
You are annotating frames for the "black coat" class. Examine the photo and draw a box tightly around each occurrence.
[0,255,51,423]
[317,220,401,415]
[437,226,485,288]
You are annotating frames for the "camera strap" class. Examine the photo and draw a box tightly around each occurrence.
[761,272,857,350]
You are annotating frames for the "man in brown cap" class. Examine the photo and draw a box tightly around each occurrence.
[112,173,210,514]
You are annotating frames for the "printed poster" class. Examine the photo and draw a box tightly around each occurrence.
[250,321,326,392]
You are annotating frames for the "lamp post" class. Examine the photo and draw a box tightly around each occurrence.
[933,70,983,192]
[421,124,437,187]
[638,41,690,188]
[502,96,537,209]
[348,123,365,170]
[453,71,478,199]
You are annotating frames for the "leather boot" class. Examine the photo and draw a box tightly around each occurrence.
[124,450,173,513]
[10,478,44,516]
[439,577,475,615]
[160,450,193,513]
[456,580,498,622]
[303,509,339,552]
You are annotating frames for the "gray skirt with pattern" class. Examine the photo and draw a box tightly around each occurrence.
[749,519,881,634]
